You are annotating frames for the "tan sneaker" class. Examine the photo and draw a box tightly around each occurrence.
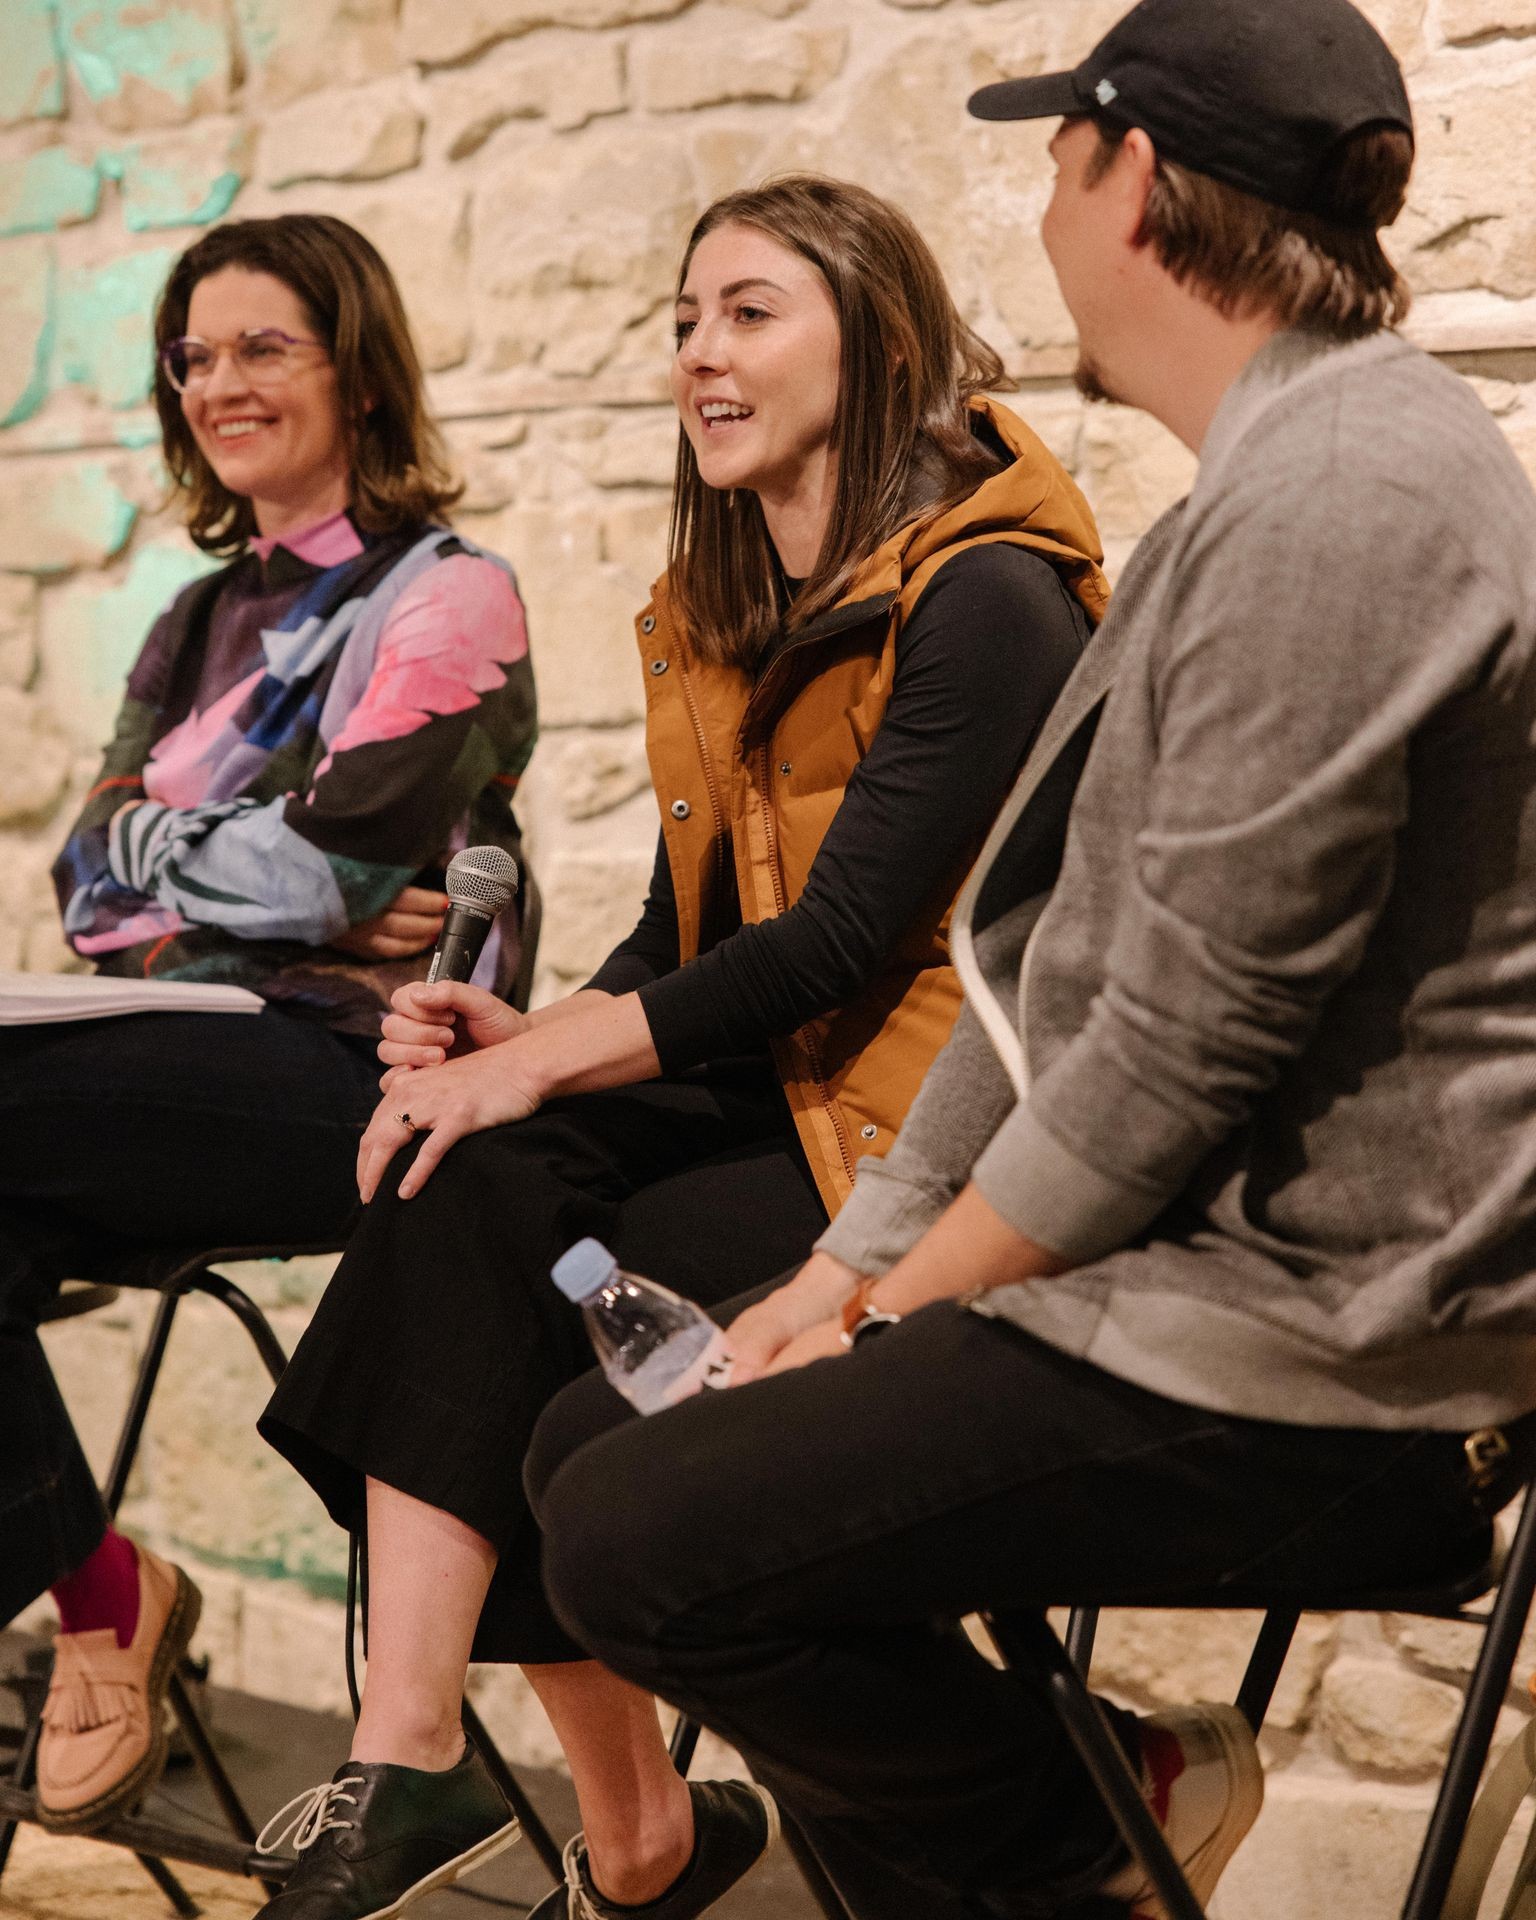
[36,1542,202,1833]
[1102,1703,1264,1919]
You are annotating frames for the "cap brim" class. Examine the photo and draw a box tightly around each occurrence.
[967,71,1086,122]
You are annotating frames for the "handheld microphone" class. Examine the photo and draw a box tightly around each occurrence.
[427,847,519,985]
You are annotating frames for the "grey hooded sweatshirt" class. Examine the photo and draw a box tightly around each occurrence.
[819,327,1536,1431]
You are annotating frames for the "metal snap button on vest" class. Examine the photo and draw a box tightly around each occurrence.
[779,760,792,776]
[650,658,668,675]
[860,1123,878,1141]
[670,799,691,820]
[641,613,656,634]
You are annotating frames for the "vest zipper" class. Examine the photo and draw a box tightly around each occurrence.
[756,743,859,1190]
[677,655,730,915]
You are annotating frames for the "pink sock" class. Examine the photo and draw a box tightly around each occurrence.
[52,1530,141,1649]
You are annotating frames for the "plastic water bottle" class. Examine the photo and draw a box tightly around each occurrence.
[551,1238,734,1414]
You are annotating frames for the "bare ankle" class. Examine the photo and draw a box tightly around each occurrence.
[349,1701,466,1774]
[585,1792,695,1908]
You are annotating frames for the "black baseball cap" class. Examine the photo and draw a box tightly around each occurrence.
[968,0,1414,228]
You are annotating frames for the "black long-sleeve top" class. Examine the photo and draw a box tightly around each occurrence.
[587,543,1092,1073]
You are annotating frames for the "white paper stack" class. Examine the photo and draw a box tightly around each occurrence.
[0,971,265,1024]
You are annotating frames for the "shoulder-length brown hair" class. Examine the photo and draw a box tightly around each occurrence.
[669,175,1013,668]
[153,213,462,556]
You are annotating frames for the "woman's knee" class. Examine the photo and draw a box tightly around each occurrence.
[523,1367,635,1515]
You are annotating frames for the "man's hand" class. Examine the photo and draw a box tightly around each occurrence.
[333,885,450,962]
[727,1252,866,1384]
[357,1041,542,1203]
[378,980,529,1078]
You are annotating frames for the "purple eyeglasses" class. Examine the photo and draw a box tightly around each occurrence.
[159,327,329,395]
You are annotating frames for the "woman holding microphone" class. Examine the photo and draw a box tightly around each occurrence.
[257,175,1107,1920]
[0,212,534,1836]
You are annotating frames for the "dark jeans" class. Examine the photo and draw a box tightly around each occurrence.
[259,1058,828,1663]
[528,1299,1528,1920]
[0,1010,380,1625]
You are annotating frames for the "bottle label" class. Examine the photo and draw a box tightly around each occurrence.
[652,1327,735,1409]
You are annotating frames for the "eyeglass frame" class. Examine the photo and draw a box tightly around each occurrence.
[158,326,331,396]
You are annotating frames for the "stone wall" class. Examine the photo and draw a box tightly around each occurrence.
[6,0,1536,1910]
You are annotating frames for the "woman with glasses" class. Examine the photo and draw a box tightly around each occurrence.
[0,212,534,1837]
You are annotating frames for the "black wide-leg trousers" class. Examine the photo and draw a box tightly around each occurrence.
[259,1057,827,1663]
[0,1010,380,1627]
[528,1300,1528,1920]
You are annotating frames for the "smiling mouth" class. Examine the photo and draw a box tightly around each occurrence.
[699,402,754,431]
[211,419,274,440]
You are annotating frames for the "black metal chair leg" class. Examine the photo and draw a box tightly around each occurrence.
[193,1271,288,1385]
[669,1715,701,1777]
[1402,1491,1536,1920]
[104,1290,182,1518]
[1065,1605,1099,1675]
[461,1696,564,1884]
[1235,1608,1298,1735]
[986,1611,1208,1920]
[166,1670,283,1899]
[134,1848,202,1916]
[0,1710,43,1886]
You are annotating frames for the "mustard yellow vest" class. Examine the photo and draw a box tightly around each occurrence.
[636,399,1109,1214]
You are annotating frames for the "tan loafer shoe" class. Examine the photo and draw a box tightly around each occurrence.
[36,1543,202,1833]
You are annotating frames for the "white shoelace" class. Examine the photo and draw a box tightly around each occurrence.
[559,1833,603,1920]
[255,1775,367,1857]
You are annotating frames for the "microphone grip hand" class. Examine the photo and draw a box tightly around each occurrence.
[378,980,528,1073]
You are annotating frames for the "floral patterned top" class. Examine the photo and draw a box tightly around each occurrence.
[52,511,537,1036]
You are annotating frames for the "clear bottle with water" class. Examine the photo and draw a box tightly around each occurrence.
[551,1238,734,1414]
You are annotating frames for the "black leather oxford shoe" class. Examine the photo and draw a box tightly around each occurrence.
[253,1739,520,1919]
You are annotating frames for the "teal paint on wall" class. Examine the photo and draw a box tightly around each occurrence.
[46,542,216,743]
[8,461,137,578]
[0,0,66,126]
[105,147,244,231]
[0,245,57,430]
[57,249,175,410]
[0,147,100,237]
[58,0,229,117]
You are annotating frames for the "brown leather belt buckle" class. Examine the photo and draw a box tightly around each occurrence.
[1465,1426,1512,1491]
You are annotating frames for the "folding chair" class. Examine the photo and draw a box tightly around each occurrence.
[983,1476,1536,1920]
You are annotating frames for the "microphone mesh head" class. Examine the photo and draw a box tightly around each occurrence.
[446,846,519,916]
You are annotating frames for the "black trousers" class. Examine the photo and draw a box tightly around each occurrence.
[0,1010,381,1627]
[527,1300,1531,1920]
[259,1058,827,1663]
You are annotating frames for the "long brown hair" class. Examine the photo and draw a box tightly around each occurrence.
[153,213,462,556]
[668,176,1013,669]
[1088,120,1414,337]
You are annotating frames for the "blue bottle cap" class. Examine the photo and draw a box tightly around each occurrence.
[551,1237,618,1303]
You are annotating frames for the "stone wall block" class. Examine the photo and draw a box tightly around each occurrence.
[583,413,678,490]
[0,236,55,430]
[40,1301,149,1487]
[0,575,40,688]
[430,34,625,157]
[1210,1772,1432,1920]
[1079,406,1200,543]
[239,1584,352,1713]
[464,1665,567,1771]
[235,0,400,110]
[0,0,67,127]
[260,78,424,187]
[1320,1654,1466,1773]
[401,0,692,66]
[59,0,233,132]
[549,729,653,820]
[1357,0,1430,67]
[534,846,659,981]
[0,458,135,573]
[1088,1611,1337,1732]
[471,127,695,378]
[108,119,251,231]
[0,686,71,824]
[600,494,671,577]
[631,9,847,111]
[307,181,473,372]
[1441,0,1536,44]
[0,146,100,237]
[1397,76,1536,301]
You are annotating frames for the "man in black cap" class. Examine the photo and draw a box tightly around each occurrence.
[529,2,1536,1915]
